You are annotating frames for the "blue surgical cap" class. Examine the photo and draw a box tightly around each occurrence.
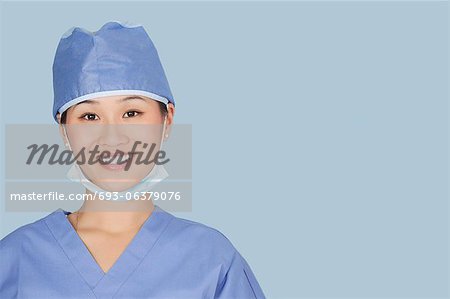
[52,21,175,122]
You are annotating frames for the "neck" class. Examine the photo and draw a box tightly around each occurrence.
[75,189,155,233]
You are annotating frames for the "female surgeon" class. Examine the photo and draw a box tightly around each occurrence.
[0,21,265,298]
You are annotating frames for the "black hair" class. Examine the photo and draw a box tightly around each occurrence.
[60,101,168,124]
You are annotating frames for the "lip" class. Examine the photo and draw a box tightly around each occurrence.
[100,162,128,171]
[98,153,132,171]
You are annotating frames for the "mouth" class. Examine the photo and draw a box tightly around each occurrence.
[99,153,131,164]
[98,153,131,171]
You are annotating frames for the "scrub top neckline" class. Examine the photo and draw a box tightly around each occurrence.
[44,204,174,297]
[61,205,162,273]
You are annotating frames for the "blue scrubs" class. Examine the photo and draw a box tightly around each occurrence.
[0,205,265,298]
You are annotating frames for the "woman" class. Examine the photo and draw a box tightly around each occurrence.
[0,21,265,298]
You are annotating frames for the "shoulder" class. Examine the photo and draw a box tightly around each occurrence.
[0,211,59,296]
[159,211,240,265]
[161,214,266,298]
[0,211,57,252]
[165,213,237,253]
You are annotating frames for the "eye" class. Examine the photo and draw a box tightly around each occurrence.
[80,113,99,121]
[123,110,141,118]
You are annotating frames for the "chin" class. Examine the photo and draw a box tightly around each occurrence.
[95,180,141,193]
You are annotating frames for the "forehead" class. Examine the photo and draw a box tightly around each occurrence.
[75,95,154,106]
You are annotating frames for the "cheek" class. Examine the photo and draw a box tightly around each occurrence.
[139,110,164,124]
[126,124,164,146]
[66,127,99,153]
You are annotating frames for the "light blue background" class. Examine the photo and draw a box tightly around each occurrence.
[0,1,448,298]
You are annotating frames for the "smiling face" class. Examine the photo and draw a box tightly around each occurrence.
[57,95,175,192]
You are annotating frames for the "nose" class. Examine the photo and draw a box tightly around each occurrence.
[97,124,130,148]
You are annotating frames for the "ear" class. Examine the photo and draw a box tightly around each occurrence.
[56,113,70,147]
[164,103,175,139]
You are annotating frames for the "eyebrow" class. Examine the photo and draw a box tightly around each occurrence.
[73,99,98,107]
[120,96,148,102]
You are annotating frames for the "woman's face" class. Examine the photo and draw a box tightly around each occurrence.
[58,95,174,192]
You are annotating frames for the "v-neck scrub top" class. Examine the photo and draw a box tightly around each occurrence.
[0,206,265,298]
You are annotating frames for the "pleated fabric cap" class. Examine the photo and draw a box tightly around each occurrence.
[52,21,175,122]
